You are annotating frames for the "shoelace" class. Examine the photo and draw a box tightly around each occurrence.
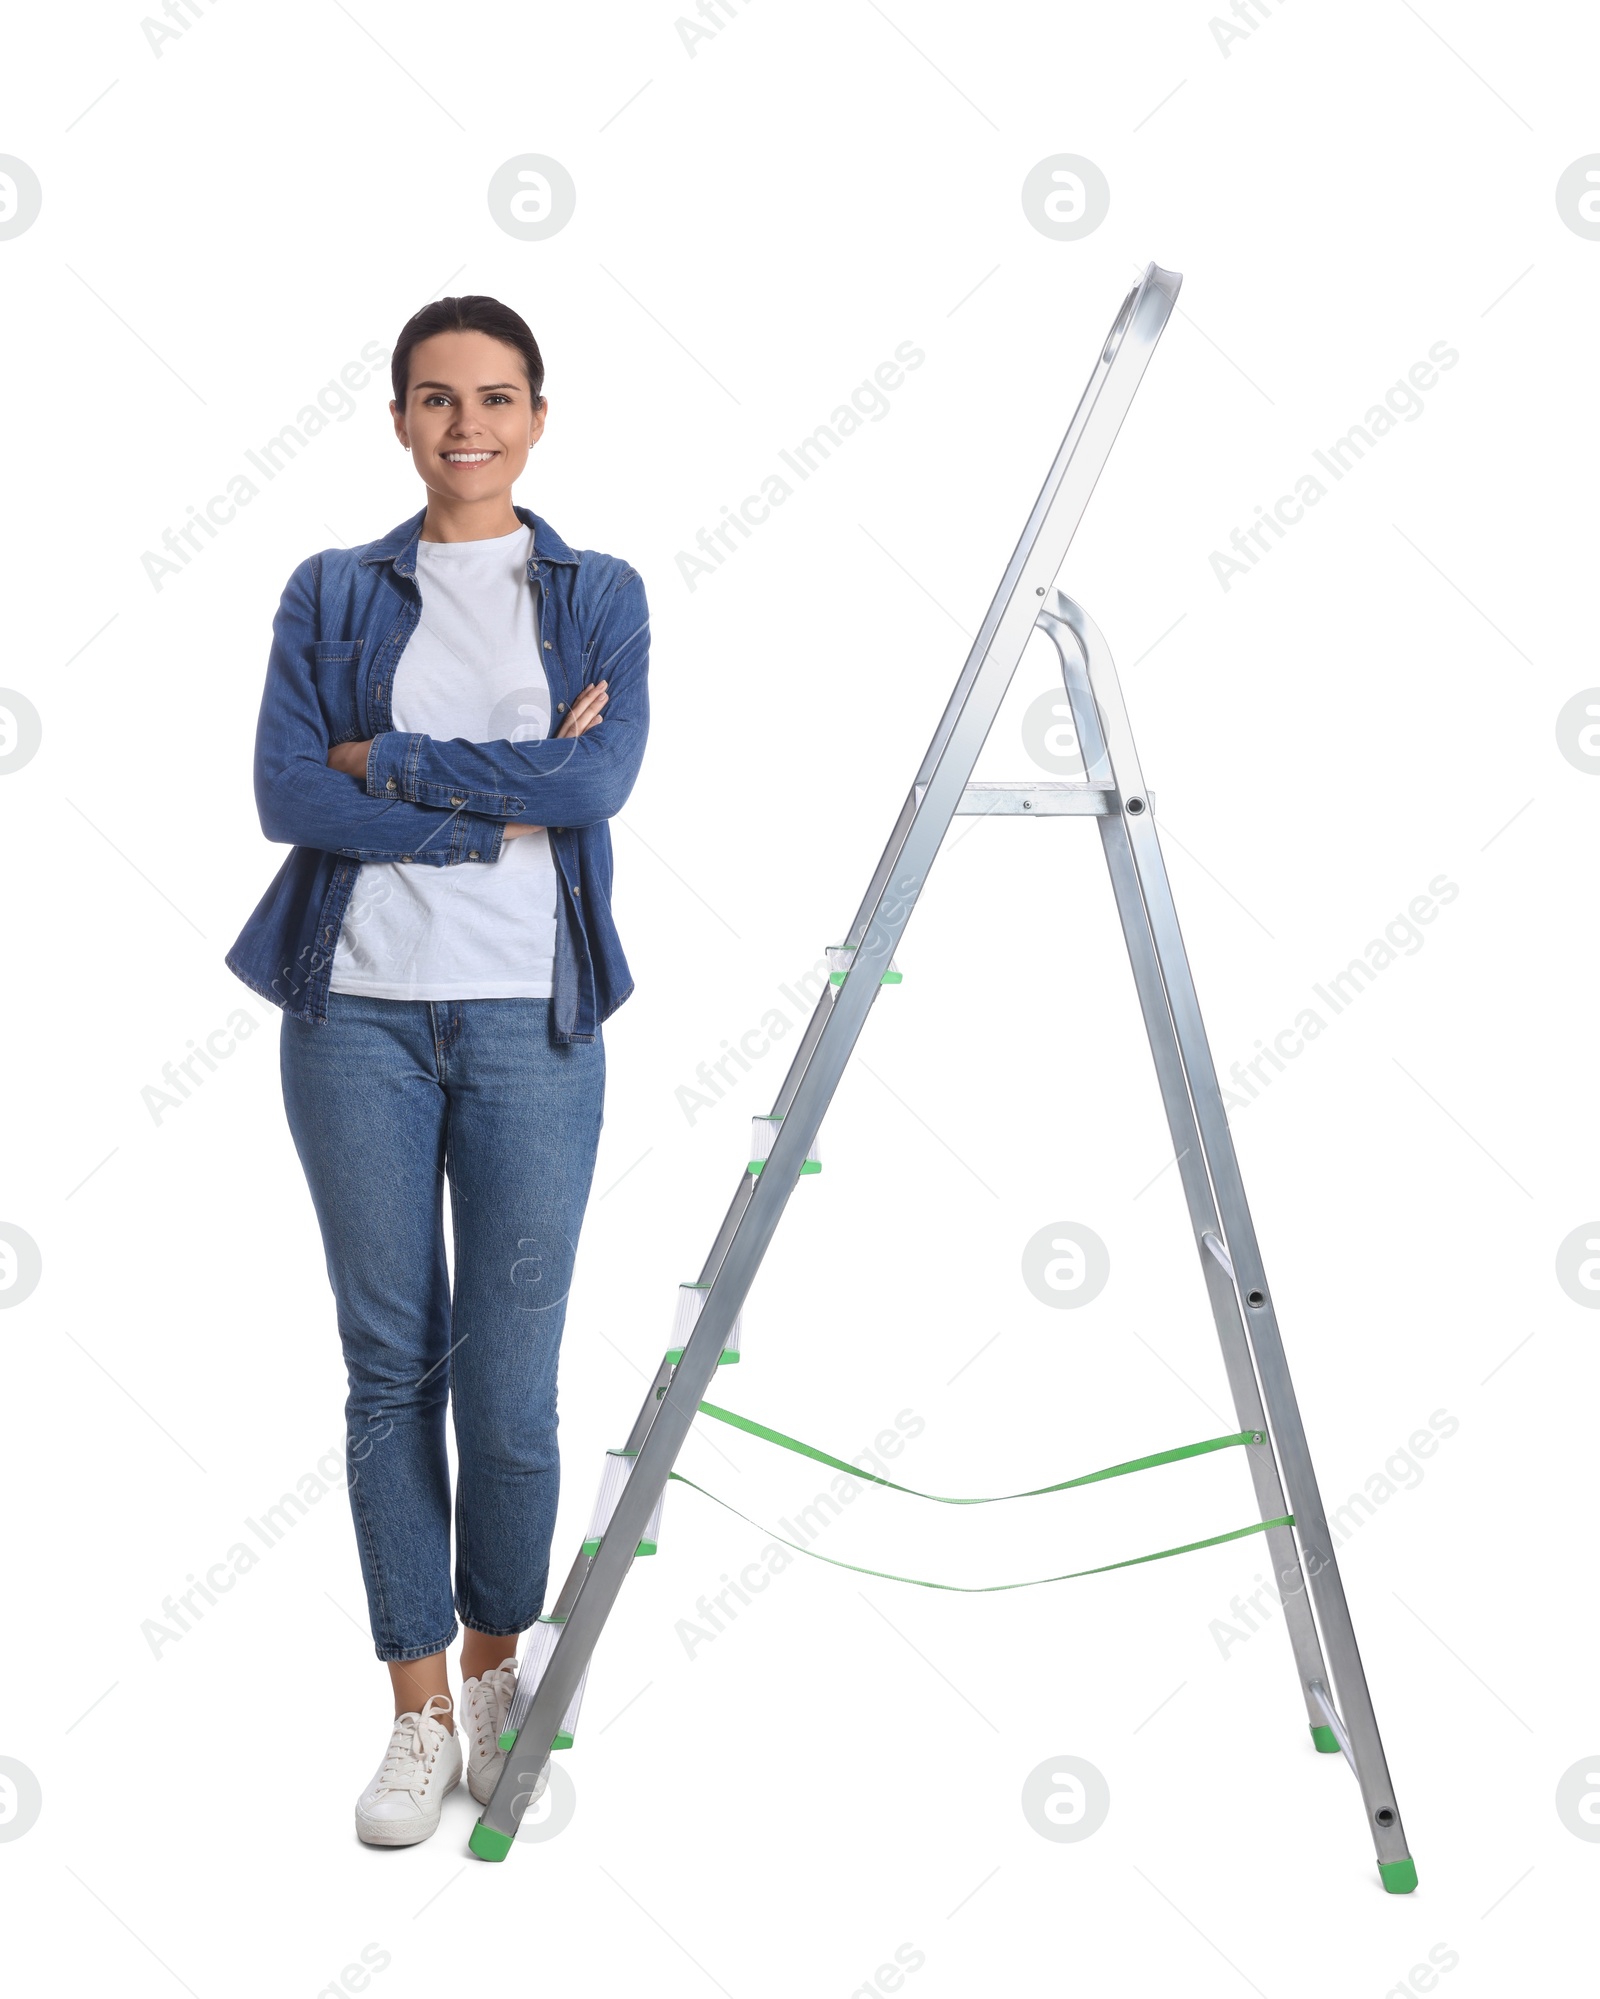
[465,1660,519,1757]
[374,1692,453,1797]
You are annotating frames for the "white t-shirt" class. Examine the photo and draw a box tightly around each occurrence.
[329,522,559,1000]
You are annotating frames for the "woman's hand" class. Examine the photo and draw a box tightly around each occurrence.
[507,683,608,838]
[327,739,372,779]
[556,679,608,739]
[504,684,608,839]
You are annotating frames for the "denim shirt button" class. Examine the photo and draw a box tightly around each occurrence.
[450,794,465,806]
[469,850,480,860]
[386,777,397,793]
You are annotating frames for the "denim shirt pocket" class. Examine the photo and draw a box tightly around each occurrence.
[311,637,365,743]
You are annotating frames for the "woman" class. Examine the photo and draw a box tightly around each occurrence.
[226,295,650,1845]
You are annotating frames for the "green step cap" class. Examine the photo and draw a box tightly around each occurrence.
[469,1821,513,1862]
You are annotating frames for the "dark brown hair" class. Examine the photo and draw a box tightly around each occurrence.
[390,295,546,411]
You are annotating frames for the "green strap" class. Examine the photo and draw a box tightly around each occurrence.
[694,1398,1258,1503]
[668,1470,1294,1593]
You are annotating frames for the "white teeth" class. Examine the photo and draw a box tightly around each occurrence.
[444,451,494,462]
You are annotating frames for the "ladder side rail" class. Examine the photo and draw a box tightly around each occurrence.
[1053,591,1412,1874]
[702,270,1190,1218]
[494,1356,679,1757]
[694,791,915,1280]
[620,1355,678,1453]
[839,263,1182,951]
[541,1357,683,1631]
[1046,611,1334,1734]
[480,778,953,1841]
[891,277,1152,796]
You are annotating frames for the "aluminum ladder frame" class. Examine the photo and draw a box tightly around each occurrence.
[471,261,1417,1893]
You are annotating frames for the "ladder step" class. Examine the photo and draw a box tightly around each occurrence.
[827,941,902,985]
[583,1447,667,1558]
[499,1614,591,1753]
[666,1280,740,1366]
[748,1114,821,1176]
[916,780,1155,817]
[927,778,1111,815]
[1309,1679,1355,1771]
[1202,1230,1235,1280]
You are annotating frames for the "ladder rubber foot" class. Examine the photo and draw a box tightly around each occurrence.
[1378,1857,1418,1895]
[469,1821,513,1863]
[1309,1723,1341,1753]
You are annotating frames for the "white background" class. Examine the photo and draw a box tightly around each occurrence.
[1,2,1595,1993]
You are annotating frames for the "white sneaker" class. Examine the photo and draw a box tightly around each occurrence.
[462,1656,533,1807]
[354,1692,462,1846]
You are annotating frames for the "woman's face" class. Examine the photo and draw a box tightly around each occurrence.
[391,328,547,507]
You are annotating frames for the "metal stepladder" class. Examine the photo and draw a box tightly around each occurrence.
[471,261,1418,1893]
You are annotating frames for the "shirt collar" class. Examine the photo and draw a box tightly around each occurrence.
[359,504,580,578]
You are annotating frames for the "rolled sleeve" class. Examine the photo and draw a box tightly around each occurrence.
[448,811,506,865]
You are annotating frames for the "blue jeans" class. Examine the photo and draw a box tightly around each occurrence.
[279,992,605,1662]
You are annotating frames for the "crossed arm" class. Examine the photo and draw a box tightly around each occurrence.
[251,553,650,865]
[325,679,611,841]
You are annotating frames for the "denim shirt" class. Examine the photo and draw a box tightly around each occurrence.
[224,504,649,1042]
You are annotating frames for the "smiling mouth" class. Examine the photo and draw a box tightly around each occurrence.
[441,450,498,464]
